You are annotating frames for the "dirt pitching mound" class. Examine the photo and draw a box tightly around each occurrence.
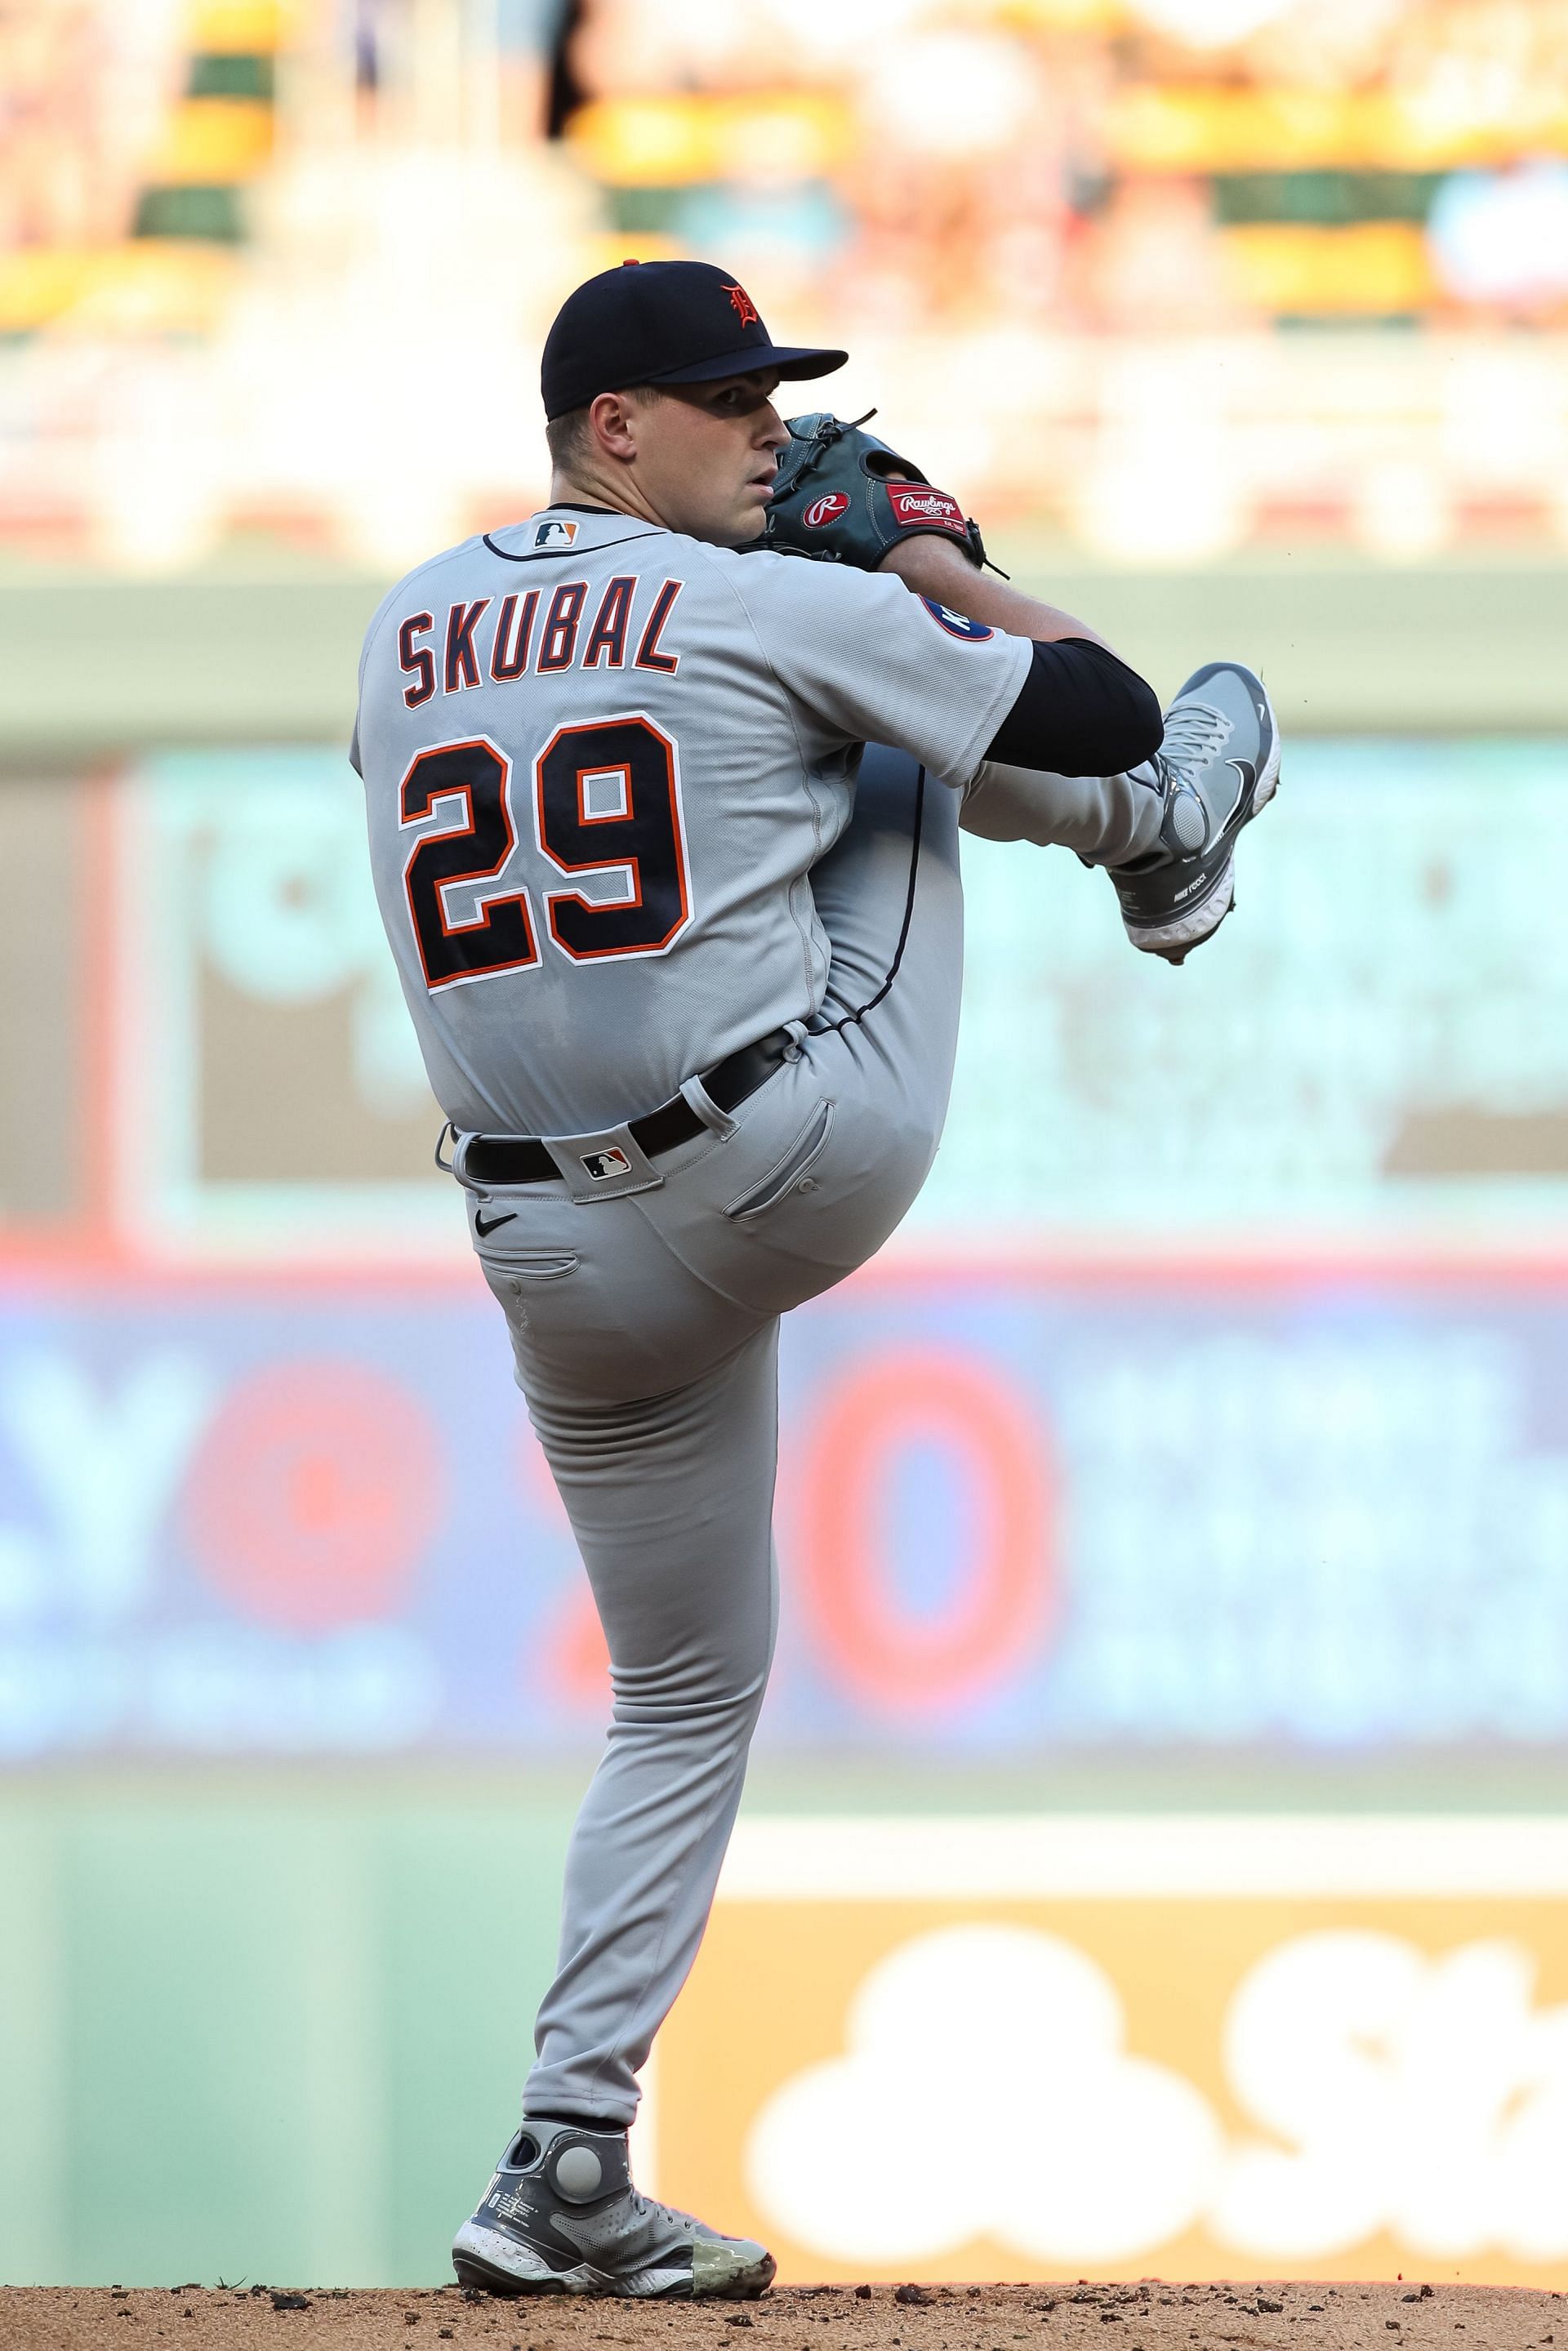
[1,2280,1561,2351]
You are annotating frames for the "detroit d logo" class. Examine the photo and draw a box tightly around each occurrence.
[582,1147,633,1182]
[725,283,759,328]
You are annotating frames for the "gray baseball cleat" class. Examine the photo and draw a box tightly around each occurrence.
[1107,660,1280,964]
[452,2117,775,2300]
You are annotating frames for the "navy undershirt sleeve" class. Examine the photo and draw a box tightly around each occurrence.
[984,637,1164,777]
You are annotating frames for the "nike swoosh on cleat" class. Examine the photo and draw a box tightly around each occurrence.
[1223,758,1255,823]
[474,1209,518,1238]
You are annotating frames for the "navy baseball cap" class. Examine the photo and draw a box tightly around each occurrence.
[541,259,847,420]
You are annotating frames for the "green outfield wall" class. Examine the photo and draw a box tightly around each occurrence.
[0,1778,579,2288]
[1,551,1565,756]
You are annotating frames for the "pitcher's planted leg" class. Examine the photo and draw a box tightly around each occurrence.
[453,1322,782,2295]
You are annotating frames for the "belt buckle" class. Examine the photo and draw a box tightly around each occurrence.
[539,1121,664,1202]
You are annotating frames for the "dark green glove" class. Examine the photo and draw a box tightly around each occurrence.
[761,412,988,572]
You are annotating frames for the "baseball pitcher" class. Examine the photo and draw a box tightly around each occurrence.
[353,259,1279,2300]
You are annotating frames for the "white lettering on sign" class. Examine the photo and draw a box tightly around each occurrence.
[745,1925,1221,2263]
[1217,1930,1568,2261]
[0,1351,214,1624]
[745,1923,1568,2266]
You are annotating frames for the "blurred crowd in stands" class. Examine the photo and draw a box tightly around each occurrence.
[553,0,1568,331]
[2,0,1568,566]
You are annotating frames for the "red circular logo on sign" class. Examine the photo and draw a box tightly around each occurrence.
[802,492,850,528]
[183,1360,443,1631]
[792,1348,1057,1714]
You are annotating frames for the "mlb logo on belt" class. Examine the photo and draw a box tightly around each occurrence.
[802,492,850,529]
[888,484,967,537]
[534,518,580,549]
[581,1147,633,1182]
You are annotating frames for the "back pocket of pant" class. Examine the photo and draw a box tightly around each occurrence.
[478,1245,579,1280]
[725,1100,834,1222]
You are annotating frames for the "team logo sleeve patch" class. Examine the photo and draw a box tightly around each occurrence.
[920,597,995,640]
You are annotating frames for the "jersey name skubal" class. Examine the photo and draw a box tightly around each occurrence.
[354,506,1030,1138]
[398,577,684,704]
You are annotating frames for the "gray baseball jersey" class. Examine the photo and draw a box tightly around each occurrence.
[353,505,1030,1137]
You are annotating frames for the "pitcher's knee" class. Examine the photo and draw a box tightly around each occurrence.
[608,1650,772,1735]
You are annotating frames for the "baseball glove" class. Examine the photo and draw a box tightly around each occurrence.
[762,411,989,573]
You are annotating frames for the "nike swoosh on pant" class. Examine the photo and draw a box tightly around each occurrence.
[474,1209,518,1238]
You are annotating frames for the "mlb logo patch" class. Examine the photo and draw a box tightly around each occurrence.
[803,492,851,529]
[888,484,967,538]
[534,518,580,549]
[581,1146,633,1182]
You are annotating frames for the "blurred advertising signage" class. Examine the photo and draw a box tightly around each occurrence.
[116,750,454,1256]
[105,741,1568,1255]
[0,776,100,1236]
[3,1271,1568,1757]
[657,1815,1568,2289]
[938,737,1568,1245]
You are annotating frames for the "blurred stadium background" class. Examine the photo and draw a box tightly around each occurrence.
[7,0,1568,2300]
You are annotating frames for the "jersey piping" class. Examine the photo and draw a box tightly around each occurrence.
[482,528,666,565]
[808,763,928,1040]
[685,536,838,1011]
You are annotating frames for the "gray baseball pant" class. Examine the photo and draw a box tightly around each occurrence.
[454,750,1157,2128]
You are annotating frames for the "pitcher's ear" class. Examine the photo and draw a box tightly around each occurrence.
[587,388,641,461]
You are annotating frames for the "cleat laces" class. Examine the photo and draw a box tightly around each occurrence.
[1147,697,1231,796]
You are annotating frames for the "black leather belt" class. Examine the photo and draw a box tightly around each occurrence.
[461,1026,796,1186]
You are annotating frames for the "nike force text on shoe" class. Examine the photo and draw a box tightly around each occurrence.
[452,2117,775,2300]
[1108,660,1281,964]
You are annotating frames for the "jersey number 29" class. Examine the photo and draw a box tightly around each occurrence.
[399,719,691,990]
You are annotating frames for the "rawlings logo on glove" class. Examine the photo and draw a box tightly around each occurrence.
[886,483,969,537]
[760,412,989,573]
